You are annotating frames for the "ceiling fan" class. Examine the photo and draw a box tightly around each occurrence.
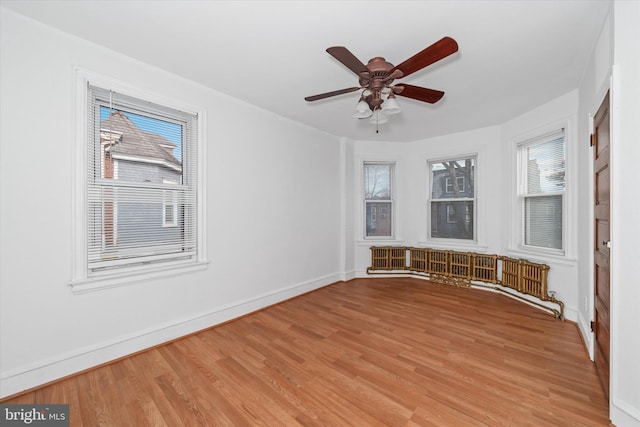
[305,37,459,121]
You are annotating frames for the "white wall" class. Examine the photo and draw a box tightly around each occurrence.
[609,1,640,425]
[340,138,357,280]
[0,9,342,398]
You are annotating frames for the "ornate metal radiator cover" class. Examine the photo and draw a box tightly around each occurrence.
[367,246,565,319]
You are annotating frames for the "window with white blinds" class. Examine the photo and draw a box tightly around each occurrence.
[86,84,199,276]
[518,129,565,251]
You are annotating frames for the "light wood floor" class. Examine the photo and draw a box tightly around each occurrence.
[3,278,611,426]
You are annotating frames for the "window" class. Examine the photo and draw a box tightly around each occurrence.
[445,176,465,193]
[162,179,178,228]
[364,162,394,238]
[429,157,475,240]
[84,83,199,278]
[162,190,178,228]
[518,129,565,251]
[446,204,457,223]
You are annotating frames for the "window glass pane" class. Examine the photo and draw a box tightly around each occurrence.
[431,201,474,239]
[366,202,392,237]
[524,195,562,249]
[431,158,474,199]
[429,156,475,240]
[526,136,565,194]
[99,106,183,185]
[519,130,565,252]
[364,164,392,200]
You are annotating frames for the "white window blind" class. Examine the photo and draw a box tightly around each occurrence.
[87,84,198,275]
[519,129,565,251]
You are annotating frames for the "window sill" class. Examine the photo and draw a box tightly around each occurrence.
[69,259,209,294]
[417,240,488,253]
[506,248,576,266]
[357,238,405,246]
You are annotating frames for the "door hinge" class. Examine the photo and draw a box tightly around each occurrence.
[590,321,595,332]
[590,134,594,147]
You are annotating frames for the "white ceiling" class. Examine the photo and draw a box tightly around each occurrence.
[2,0,610,142]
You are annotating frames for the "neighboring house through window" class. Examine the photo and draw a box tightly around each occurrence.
[517,129,565,252]
[429,156,475,240]
[364,162,394,238]
[163,179,179,228]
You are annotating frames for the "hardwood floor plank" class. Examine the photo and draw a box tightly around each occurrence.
[1,278,611,426]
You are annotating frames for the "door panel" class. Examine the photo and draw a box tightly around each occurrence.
[593,91,610,399]
[595,297,610,357]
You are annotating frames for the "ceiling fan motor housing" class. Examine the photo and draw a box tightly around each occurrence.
[360,57,396,109]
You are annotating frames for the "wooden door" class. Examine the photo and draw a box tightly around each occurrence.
[593,91,611,398]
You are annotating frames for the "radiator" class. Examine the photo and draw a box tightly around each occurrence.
[367,246,564,319]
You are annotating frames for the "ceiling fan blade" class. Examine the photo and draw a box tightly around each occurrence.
[392,36,458,78]
[326,46,369,76]
[305,87,361,102]
[395,84,445,103]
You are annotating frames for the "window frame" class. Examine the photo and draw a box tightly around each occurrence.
[70,67,208,293]
[516,129,566,255]
[363,161,395,240]
[427,155,477,242]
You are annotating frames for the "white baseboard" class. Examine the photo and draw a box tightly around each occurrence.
[0,273,341,399]
[340,269,356,281]
[563,307,578,323]
[611,400,640,427]
[577,311,594,360]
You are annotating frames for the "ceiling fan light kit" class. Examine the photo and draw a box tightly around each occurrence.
[381,92,401,115]
[305,36,459,132]
[353,95,374,119]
